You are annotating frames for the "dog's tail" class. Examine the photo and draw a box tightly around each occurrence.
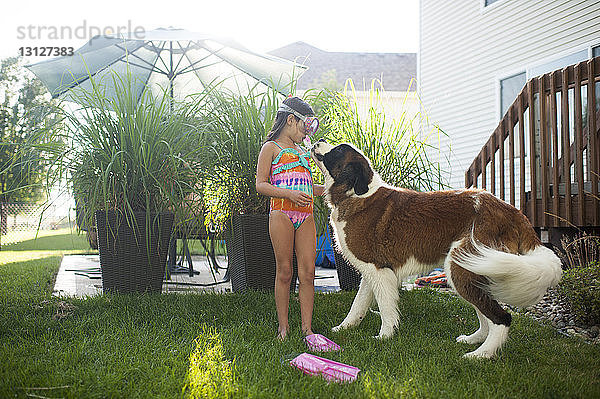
[453,241,562,308]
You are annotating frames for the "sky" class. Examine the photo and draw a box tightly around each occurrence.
[0,0,419,63]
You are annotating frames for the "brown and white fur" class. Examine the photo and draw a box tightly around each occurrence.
[311,140,562,359]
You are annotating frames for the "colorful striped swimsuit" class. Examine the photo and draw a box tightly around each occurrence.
[269,141,313,229]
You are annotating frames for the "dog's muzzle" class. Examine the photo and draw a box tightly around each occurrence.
[311,138,328,161]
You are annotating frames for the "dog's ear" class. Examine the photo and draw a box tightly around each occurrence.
[339,161,370,195]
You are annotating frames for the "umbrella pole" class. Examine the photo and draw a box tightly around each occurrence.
[169,41,174,112]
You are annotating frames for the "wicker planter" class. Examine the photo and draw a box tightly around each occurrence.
[226,213,298,292]
[95,210,174,294]
[329,229,361,291]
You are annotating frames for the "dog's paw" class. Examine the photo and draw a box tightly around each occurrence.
[456,334,486,345]
[374,330,394,340]
[456,334,471,343]
[332,324,346,333]
[463,348,496,359]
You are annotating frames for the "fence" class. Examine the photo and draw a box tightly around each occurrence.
[0,202,71,248]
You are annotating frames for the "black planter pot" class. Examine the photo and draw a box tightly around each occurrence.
[226,213,298,292]
[95,210,174,294]
[329,228,361,291]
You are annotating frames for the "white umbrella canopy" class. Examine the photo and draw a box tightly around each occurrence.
[25,27,307,104]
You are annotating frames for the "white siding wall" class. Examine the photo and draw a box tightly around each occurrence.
[350,91,419,125]
[419,0,600,189]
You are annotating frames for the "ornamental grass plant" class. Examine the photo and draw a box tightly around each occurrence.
[18,67,222,292]
[26,67,218,238]
[313,79,448,192]
[201,84,309,231]
[202,85,278,220]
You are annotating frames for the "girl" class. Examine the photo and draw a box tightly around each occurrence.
[256,96,324,340]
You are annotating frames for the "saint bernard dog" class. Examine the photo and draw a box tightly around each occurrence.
[311,140,562,359]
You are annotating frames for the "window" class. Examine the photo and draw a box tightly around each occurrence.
[500,47,600,120]
[500,72,526,117]
[528,49,588,77]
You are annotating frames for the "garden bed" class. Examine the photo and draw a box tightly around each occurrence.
[522,288,600,344]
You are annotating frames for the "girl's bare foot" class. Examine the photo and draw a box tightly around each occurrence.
[277,327,289,341]
[302,329,314,337]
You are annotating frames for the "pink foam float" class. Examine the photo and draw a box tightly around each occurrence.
[290,353,360,383]
[304,333,341,352]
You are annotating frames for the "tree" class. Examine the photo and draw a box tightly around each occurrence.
[0,56,57,204]
[311,69,343,92]
[0,56,60,239]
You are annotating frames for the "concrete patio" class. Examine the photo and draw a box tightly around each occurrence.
[53,254,341,297]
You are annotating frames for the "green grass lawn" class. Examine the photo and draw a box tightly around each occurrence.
[1,231,599,398]
[0,227,94,254]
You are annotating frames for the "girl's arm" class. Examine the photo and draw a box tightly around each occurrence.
[313,184,325,197]
[256,142,288,199]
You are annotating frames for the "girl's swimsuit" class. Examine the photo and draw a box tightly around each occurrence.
[269,141,313,229]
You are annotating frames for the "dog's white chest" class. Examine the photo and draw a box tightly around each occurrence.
[329,209,362,269]
[330,209,346,249]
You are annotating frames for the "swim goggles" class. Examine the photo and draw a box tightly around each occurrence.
[278,103,319,136]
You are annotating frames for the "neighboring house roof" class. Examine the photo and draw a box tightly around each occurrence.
[268,42,416,91]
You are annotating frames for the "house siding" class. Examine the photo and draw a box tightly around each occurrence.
[419,0,600,189]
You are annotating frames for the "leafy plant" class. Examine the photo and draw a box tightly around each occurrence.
[315,79,448,191]
[28,67,216,233]
[557,233,600,324]
[304,80,449,237]
[559,262,600,324]
[202,85,283,231]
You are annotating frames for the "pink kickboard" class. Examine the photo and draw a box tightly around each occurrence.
[304,333,341,352]
[290,353,360,383]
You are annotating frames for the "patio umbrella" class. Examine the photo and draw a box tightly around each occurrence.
[25,27,307,104]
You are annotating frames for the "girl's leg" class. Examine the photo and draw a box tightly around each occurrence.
[294,215,316,335]
[269,211,295,339]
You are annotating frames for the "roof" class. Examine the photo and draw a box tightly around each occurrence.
[268,42,416,91]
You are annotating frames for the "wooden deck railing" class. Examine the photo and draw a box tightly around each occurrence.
[465,56,600,228]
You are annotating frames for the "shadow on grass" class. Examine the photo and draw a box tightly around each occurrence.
[1,233,92,252]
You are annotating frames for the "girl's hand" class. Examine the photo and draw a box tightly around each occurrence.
[288,190,312,207]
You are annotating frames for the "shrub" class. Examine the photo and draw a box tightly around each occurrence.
[201,85,280,232]
[315,79,449,191]
[558,262,600,324]
[557,234,600,324]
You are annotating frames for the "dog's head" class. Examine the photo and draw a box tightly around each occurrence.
[311,139,376,200]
